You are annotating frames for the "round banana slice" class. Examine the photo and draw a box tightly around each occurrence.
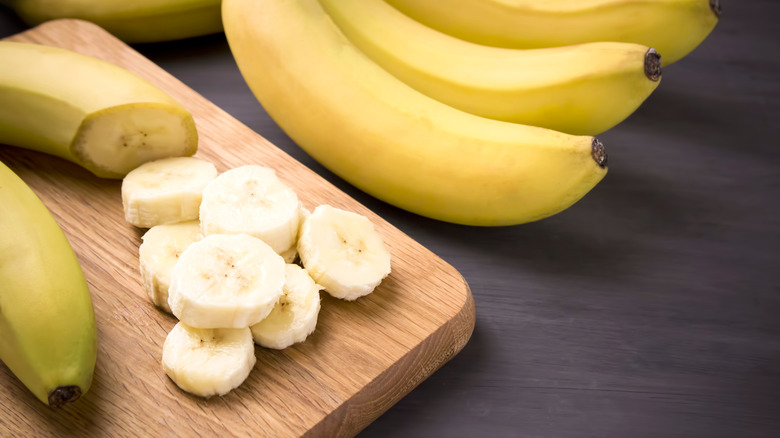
[138,220,202,314]
[199,165,300,255]
[297,205,391,301]
[122,156,218,228]
[168,233,286,328]
[251,264,323,349]
[162,322,256,398]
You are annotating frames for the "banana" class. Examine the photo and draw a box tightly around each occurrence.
[138,220,203,314]
[168,233,286,329]
[0,41,198,179]
[320,0,661,135]
[199,165,301,255]
[297,205,391,301]
[121,156,217,228]
[161,322,255,398]
[5,0,223,43]
[250,264,323,350]
[385,0,720,66]
[222,0,608,226]
[0,160,97,407]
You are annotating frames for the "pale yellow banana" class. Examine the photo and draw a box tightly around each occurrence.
[223,0,607,226]
[386,0,720,65]
[320,0,661,135]
[5,0,222,43]
[0,160,97,407]
[0,41,198,179]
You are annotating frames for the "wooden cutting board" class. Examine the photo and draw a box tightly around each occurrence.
[0,20,474,437]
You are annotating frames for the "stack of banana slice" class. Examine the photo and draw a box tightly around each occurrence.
[221,0,720,226]
[121,157,391,398]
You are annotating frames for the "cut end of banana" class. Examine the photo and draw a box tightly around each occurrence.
[162,322,256,398]
[139,220,202,314]
[200,165,301,255]
[168,233,286,329]
[251,264,323,350]
[591,138,608,169]
[710,0,722,18]
[297,205,391,301]
[122,156,217,228]
[75,103,199,179]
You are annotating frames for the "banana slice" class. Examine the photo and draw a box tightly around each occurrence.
[138,220,202,313]
[250,264,323,350]
[199,165,300,255]
[122,156,217,228]
[161,322,256,398]
[297,205,391,301]
[168,233,286,328]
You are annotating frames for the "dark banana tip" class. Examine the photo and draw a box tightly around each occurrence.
[591,138,608,169]
[644,48,662,81]
[48,385,82,408]
[710,0,722,18]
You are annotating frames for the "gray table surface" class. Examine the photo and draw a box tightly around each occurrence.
[1,1,778,437]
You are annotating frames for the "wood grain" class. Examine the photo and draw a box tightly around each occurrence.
[0,19,475,437]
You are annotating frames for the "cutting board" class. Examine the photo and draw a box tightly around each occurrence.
[0,20,475,437]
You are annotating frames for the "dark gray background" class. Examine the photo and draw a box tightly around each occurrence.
[2,1,778,437]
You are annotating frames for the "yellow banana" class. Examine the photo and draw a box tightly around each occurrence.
[222,0,608,226]
[320,0,661,135]
[4,0,222,43]
[386,0,720,65]
[0,41,198,179]
[0,160,97,407]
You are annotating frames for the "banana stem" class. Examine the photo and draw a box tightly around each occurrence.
[710,0,722,18]
[644,48,662,82]
[48,385,82,407]
[591,139,608,169]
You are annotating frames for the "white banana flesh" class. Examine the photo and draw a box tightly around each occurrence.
[168,233,286,329]
[138,220,202,314]
[0,41,198,179]
[200,165,301,255]
[298,205,391,301]
[121,156,217,228]
[251,264,323,350]
[161,322,255,398]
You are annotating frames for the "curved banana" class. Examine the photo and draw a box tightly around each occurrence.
[0,41,198,179]
[0,160,97,407]
[5,0,222,43]
[222,0,608,226]
[386,0,720,65]
[320,0,661,135]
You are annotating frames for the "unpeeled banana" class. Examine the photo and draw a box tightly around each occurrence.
[320,0,661,135]
[385,0,720,65]
[0,41,198,179]
[222,0,608,227]
[3,0,223,43]
[0,160,97,407]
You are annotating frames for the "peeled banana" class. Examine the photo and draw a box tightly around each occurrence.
[385,0,720,65]
[4,0,223,43]
[223,0,608,226]
[320,0,661,135]
[0,160,97,407]
[0,41,198,179]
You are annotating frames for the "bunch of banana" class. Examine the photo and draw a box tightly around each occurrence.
[2,0,223,43]
[0,161,97,407]
[0,41,198,179]
[386,0,720,66]
[320,0,661,135]
[121,158,391,397]
[222,0,609,226]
